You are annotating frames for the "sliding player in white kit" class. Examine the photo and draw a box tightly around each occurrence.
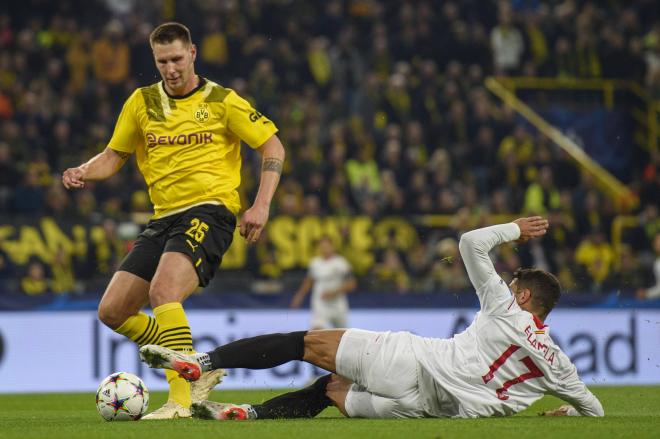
[140,217,604,420]
[290,236,357,329]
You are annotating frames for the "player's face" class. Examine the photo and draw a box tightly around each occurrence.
[153,39,197,95]
[319,239,335,258]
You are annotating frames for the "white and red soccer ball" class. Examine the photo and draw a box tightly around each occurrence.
[96,372,149,421]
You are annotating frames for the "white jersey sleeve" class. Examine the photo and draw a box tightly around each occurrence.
[548,354,605,416]
[459,223,521,314]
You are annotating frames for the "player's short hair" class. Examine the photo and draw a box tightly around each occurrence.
[513,268,561,318]
[149,22,192,47]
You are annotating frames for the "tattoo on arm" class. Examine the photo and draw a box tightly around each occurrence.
[115,151,131,161]
[106,147,131,161]
[262,158,283,174]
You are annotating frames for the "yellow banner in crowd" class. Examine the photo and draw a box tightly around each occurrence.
[0,216,421,278]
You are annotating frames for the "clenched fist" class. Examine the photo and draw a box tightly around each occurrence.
[62,167,86,189]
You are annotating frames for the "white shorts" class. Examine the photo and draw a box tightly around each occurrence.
[311,305,347,329]
[335,329,426,418]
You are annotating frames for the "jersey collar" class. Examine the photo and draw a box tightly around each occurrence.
[532,314,548,330]
[161,76,207,100]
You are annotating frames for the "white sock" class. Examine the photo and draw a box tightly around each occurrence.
[193,352,213,371]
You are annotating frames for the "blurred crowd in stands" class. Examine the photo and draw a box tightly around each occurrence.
[0,0,658,297]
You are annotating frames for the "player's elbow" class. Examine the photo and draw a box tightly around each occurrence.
[576,398,605,417]
[458,231,478,257]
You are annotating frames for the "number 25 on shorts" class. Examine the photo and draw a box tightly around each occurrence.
[185,218,209,243]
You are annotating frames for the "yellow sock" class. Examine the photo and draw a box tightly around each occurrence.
[115,312,160,345]
[153,302,193,408]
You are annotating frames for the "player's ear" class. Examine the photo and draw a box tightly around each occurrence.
[518,288,532,305]
[190,43,197,62]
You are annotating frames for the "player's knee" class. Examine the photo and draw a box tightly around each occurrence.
[97,302,127,330]
[148,282,174,307]
[148,275,190,307]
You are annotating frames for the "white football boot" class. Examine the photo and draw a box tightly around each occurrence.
[142,401,191,420]
[191,368,225,403]
[139,344,224,403]
[192,400,254,421]
[139,345,202,381]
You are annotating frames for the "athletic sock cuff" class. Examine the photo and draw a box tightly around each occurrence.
[153,302,184,316]
[291,331,307,360]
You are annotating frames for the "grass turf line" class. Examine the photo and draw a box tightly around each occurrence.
[0,386,658,439]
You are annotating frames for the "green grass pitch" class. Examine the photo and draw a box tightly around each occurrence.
[1,387,658,439]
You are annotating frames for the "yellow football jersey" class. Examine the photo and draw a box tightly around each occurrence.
[108,77,278,218]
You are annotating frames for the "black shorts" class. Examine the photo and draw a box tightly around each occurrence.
[118,204,236,287]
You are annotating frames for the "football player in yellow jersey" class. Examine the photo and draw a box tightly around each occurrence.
[62,22,285,419]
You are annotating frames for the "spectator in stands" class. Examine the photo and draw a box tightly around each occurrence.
[50,246,75,293]
[372,248,410,294]
[430,238,471,293]
[575,228,615,291]
[523,166,560,214]
[603,244,646,293]
[92,20,129,83]
[345,147,381,208]
[20,259,49,295]
[13,165,46,215]
[637,233,660,299]
[490,7,525,75]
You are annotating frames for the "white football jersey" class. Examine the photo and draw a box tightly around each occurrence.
[410,223,604,418]
[308,255,352,311]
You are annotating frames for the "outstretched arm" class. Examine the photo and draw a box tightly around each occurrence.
[459,217,549,290]
[544,367,605,417]
[62,147,129,189]
[239,134,286,242]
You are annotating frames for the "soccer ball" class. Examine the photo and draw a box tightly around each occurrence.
[95,372,149,421]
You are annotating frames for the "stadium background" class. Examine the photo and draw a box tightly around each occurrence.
[0,0,659,392]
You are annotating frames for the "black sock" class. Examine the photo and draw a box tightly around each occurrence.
[252,374,333,419]
[207,331,307,369]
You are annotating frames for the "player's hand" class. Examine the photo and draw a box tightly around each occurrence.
[513,216,549,243]
[539,405,573,416]
[239,203,270,243]
[62,166,86,189]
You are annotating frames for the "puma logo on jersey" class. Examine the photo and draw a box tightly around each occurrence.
[186,239,199,252]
